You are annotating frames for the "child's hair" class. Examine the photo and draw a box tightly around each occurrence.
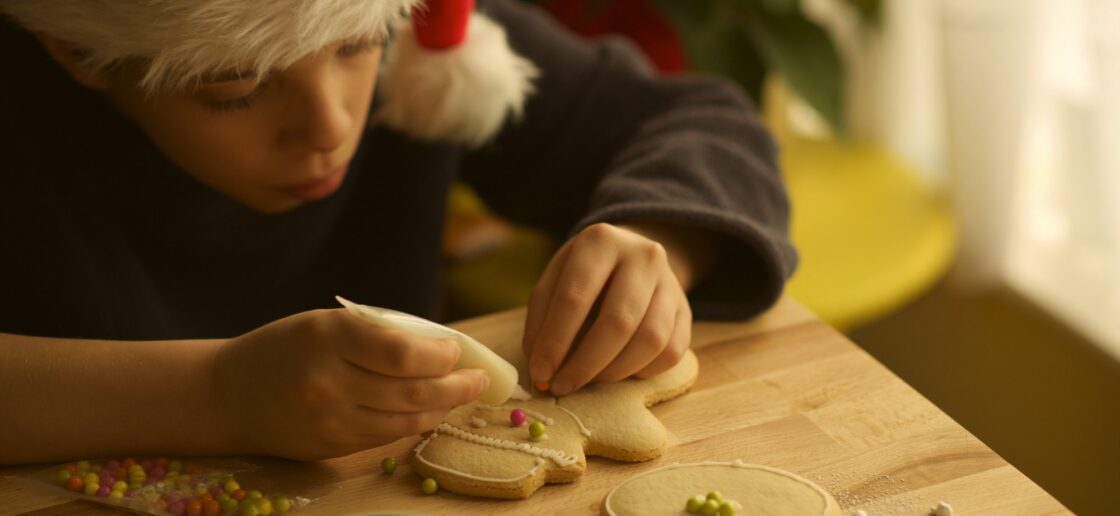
[0,0,419,92]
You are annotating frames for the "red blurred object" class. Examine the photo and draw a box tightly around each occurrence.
[414,0,476,49]
[541,0,688,73]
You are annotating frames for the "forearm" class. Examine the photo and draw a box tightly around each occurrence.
[0,332,231,464]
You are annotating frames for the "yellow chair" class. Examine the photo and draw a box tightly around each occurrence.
[781,136,956,330]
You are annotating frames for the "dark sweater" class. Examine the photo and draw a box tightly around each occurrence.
[0,0,796,341]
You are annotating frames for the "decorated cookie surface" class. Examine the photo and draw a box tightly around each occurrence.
[409,349,699,499]
[602,460,843,516]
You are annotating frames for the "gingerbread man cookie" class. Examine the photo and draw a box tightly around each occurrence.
[408,322,699,499]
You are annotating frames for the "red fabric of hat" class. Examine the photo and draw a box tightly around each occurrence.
[414,0,475,49]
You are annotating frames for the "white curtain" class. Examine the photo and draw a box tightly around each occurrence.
[805,0,1120,358]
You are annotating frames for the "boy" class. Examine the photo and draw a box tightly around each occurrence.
[0,0,796,463]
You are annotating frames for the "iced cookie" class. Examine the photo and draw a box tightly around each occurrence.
[602,461,842,516]
[409,349,699,499]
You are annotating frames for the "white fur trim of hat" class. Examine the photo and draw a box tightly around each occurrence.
[0,0,537,147]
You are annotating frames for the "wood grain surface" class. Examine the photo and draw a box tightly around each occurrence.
[0,297,1069,515]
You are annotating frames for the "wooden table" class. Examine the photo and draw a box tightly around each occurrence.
[0,297,1068,515]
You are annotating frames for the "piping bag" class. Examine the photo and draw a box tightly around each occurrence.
[336,296,531,404]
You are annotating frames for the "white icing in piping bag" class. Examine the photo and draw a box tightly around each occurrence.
[336,296,530,404]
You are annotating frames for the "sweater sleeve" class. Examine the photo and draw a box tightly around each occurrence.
[460,0,798,321]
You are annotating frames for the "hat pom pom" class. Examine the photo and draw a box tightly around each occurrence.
[378,11,538,147]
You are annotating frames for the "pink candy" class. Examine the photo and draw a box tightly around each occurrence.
[97,485,111,497]
[510,408,527,427]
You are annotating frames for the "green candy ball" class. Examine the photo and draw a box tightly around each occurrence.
[247,490,263,500]
[686,494,707,513]
[381,457,397,475]
[239,502,260,516]
[528,421,546,438]
[56,469,72,485]
[706,491,724,504]
[273,496,293,513]
[421,478,438,495]
[719,500,742,516]
[222,498,239,512]
[700,499,721,516]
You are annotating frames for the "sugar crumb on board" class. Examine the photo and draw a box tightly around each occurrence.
[811,469,956,515]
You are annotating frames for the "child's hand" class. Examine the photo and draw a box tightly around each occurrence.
[522,223,695,396]
[212,309,489,461]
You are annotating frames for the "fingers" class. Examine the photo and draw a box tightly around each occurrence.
[592,285,677,384]
[335,313,462,378]
[347,367,490,412]
[522,240,572,359]
[548,262,657,395]
[635,305,691,379]
[527,227,618,385]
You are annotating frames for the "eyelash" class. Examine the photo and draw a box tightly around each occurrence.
[206,89,260,113]
[338,39,378,57]
[204,40,375,113]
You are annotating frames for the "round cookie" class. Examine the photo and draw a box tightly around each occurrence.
[602,461,842,516]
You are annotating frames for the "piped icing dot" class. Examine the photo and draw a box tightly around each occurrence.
[477,404,554,425]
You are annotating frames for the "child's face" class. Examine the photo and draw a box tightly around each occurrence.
[105,40,382,213]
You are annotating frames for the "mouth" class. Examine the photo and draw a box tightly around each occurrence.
[275,163,349,201]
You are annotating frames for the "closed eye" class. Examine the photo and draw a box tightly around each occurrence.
[338,38,379,57]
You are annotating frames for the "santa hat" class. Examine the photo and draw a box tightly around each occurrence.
[0,0,537,147]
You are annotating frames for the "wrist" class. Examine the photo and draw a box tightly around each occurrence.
[207,337,251,455]
[616,221,716,290]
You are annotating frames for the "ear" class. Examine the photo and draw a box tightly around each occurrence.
[34,33,111,90]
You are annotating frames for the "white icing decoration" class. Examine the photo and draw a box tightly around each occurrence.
[931,501,953,516]
[414,432,544,483]
[477,404,555,425]
[509,385,532,401]
[433,423,577,466]
[555,404,592,438]
[470,416,487,428]
[603,460,834,516]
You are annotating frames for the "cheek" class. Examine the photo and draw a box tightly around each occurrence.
[145,106,276,187]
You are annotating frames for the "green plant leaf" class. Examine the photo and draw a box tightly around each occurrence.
[740,6,846,133]
[841,0,883,26]
[757,0,801,16]
[653,0,767,105]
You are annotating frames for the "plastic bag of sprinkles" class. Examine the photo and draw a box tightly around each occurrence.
[10,457,312,515]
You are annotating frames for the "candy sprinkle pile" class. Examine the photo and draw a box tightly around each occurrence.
[52,458,302,515]
[685,491,743,516]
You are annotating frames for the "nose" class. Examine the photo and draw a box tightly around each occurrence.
[283,73,353,153]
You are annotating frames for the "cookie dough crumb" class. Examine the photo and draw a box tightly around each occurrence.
[470,416,487,428]
[930,500,953,516]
